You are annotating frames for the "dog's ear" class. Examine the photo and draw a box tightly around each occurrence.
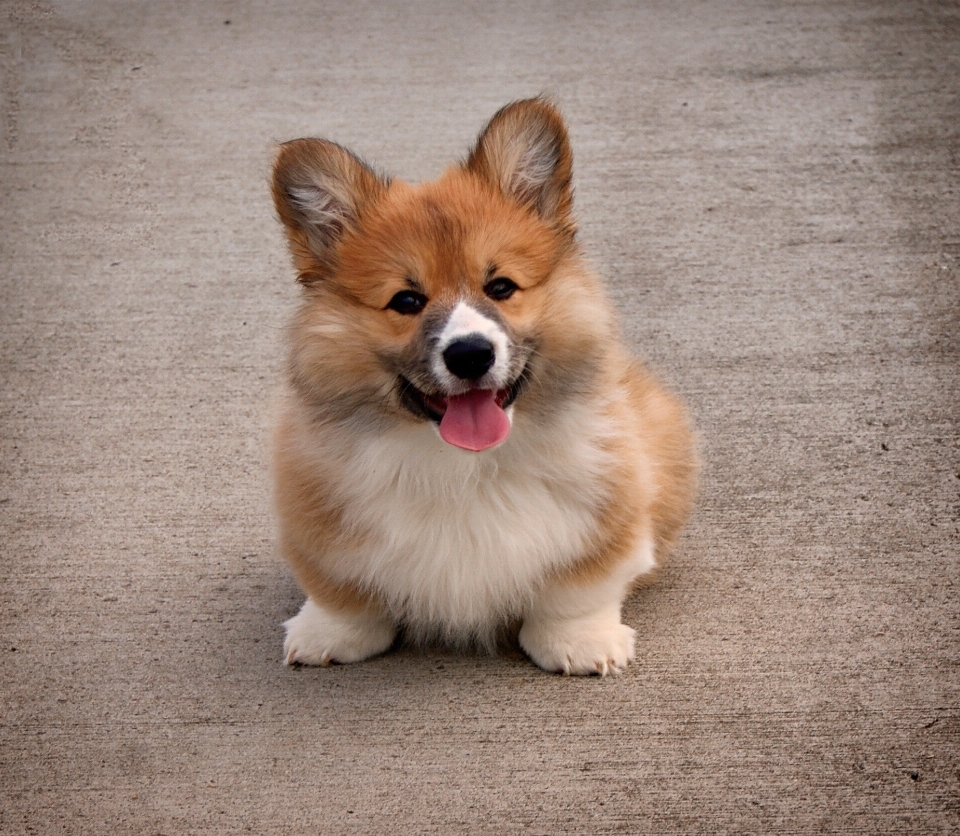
[272,139,388,280]
[465,98,574,232]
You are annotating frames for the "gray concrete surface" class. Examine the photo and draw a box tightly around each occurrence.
[2,1,958,833]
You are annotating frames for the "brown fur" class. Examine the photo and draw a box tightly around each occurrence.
[271,98,697,665]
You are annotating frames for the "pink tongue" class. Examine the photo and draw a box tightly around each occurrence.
[438,389,511,452]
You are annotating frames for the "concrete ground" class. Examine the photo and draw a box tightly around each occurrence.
[2,1,958,833]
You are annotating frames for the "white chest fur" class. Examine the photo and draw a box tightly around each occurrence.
[321,405,617,643]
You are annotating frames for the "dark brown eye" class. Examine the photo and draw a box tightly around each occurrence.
[386,290,427,315]
[484,277,518,301]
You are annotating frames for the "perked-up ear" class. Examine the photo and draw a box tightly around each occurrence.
[272,139,388,279]
[465,98,575,231]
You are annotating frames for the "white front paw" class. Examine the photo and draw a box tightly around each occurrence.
[519,615,636,676]
[283,599,396,666]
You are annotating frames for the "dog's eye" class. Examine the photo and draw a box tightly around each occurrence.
[386,290,427,315]
[484,277,518,301]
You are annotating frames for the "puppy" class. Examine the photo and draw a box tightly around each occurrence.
[270,98,696,675]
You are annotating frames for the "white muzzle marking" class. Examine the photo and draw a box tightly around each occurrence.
[432,301,511,390]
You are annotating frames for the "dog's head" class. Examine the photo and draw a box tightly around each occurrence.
[272,99,611,451]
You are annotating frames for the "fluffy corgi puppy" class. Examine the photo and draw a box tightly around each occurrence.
[271,98,696,675]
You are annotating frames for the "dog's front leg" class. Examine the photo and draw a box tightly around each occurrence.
[283,598,396,666]
[519,535,655,676]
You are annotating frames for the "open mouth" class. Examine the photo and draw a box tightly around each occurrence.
[398,367,529,452]
[398,368,528,424]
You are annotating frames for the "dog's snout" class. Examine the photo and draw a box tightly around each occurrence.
[443,335,495,380]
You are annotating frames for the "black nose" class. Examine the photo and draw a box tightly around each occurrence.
[443,335,495,380]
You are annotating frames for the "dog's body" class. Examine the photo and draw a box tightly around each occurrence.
[271,99,696,675]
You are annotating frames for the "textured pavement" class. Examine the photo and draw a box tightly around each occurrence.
[2,1,958,833]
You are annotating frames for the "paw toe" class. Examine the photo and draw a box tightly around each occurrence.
[520,618,637,677]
